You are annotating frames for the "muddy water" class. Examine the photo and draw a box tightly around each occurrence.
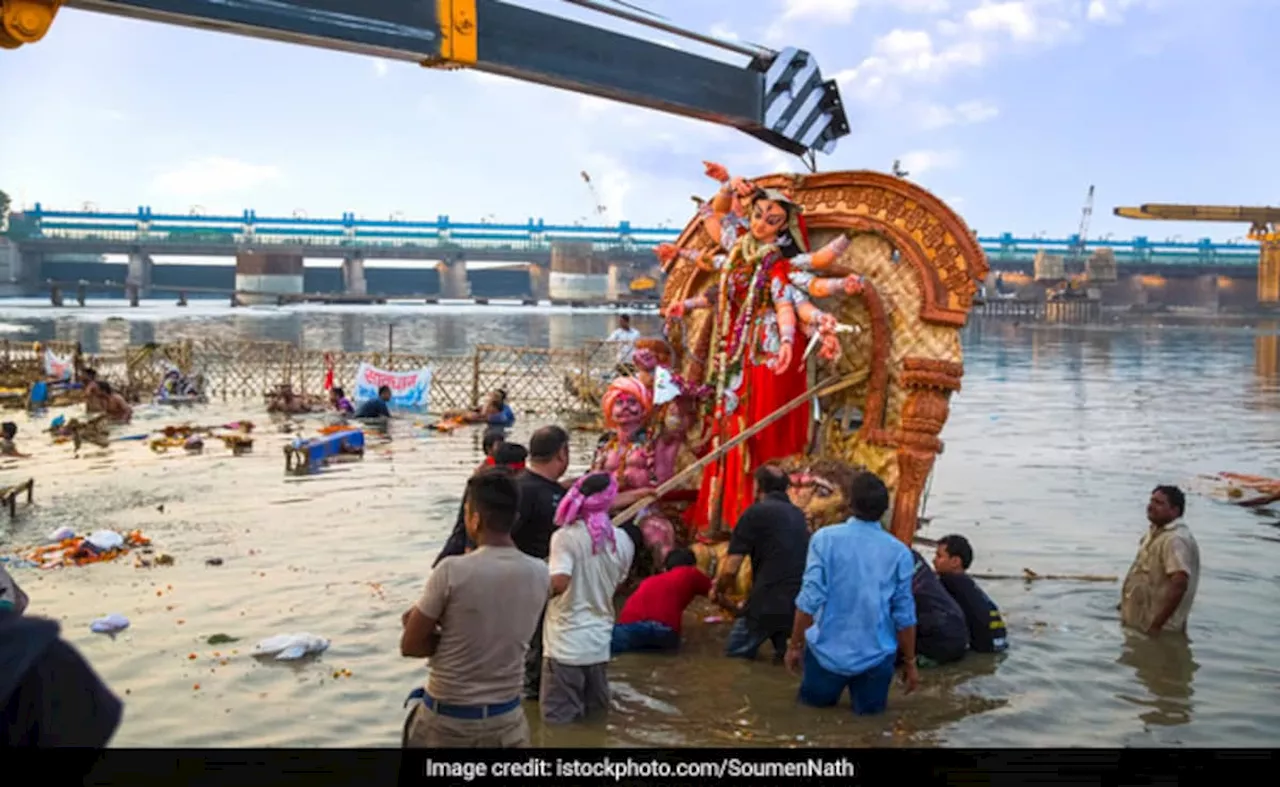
[2,311,1280,747]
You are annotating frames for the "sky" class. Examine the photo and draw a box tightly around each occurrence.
[1,0,1277,243]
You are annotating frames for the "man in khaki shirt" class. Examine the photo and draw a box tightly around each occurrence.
[400,467,550,747]
[1121,485,1200,636]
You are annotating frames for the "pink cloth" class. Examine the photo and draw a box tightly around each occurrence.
[554,474,619,554]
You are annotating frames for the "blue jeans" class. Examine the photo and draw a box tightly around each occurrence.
[798,648,896,715]
[611,621,680,654]
[724,616,789,661]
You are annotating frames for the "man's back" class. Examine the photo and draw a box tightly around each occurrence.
[939,573,1008,653]
[617,565,712,633]
[355,398,390,419]
[545,524,635,666]
[909,551,969,663]
[797,519,915,676]
[730,492,809,625]
[424,547,549,705]
[513,470,565,560]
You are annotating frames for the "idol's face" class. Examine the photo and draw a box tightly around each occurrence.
[750,198,788,242]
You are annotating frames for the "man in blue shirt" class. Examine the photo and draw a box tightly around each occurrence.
[784,471,918,715]
[355,385,393,419]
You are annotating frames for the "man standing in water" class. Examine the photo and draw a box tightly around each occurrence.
[605,315,641,368]
[716,464,810,662]
[513,426,571,700]
[400,468,549,747]
[1121,485,1200,636]
[785,471,918,715]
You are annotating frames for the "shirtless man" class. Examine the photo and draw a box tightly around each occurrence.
[96,382,133,424]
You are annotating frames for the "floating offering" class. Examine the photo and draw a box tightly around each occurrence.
[253,633,330,661]
[284,429,364,474]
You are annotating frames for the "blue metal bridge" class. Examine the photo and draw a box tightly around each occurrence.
[3,204,1265,268]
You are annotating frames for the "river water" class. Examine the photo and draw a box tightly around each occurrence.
[1,301,1278,748]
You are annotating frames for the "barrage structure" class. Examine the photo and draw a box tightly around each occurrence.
[0,205,1268,308]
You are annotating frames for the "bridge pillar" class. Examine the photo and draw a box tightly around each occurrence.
[236,251,304,304]
[127,251,153,297]
[606,262,625,301]
[342,254,367,296]
[1033,251,1064,282]
[549,241,607,301]
[1086,249,1117,283]
[0,240,41,296]
[527,265,550,302]
[1259,239,1280,304]
[437,256,470,299]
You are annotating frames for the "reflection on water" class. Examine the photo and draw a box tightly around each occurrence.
[1116,631,1198,728]
[0,299,666,355]
[2,307,1279,747]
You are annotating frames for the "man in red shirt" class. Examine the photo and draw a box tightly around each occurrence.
[611,548,713,653]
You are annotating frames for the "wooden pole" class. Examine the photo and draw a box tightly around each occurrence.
[610,374,858,526]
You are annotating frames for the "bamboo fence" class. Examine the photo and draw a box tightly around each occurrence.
[2,337,621,415]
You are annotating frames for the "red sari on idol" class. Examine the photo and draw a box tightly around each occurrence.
[689,246,811,534]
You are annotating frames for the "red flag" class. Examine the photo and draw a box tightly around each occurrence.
[323,353,334,391]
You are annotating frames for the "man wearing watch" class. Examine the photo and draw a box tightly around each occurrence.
[784,471,919,715]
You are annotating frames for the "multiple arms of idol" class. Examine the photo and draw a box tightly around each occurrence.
[658,163,862,362]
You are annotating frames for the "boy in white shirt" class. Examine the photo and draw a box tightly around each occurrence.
[541,473,635,724]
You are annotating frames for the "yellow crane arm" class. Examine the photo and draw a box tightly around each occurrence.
[1114,204,1280,225]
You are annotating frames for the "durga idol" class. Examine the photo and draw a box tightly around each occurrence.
[659,169,860,533]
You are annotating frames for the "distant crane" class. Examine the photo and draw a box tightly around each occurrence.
[580,171,609,223]
[1068,185,1095,265]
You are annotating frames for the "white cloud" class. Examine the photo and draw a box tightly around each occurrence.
[916,99,999,129]
[150,157,282,198]
[897,149,959,176]
[1087,0,1150,24]
[372,58,388,77]
[964,1,1038,40]
[782,0,861,24]
[836,28,988,101]
[889,0,952,11]
[579,153,633,221]
[709,22,739,41]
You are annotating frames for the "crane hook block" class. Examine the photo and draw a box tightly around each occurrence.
[0,0,63,49]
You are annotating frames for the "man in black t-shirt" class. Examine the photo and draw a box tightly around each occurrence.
[715,464,810,662]
[512,425,570,699]
[909,550,969,665]
[934,534,1008,653]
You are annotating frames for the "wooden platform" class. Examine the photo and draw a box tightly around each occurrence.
[1,478,34,519]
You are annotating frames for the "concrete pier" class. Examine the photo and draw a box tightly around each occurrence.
[528,266,550,302]
[235,251,304,304]
[437,257,469,299]
[342,255,367,296]
[127,250,153,297]
[549,241,608,300]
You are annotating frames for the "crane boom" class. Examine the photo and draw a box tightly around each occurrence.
[2,0,850,157]
[1114,204,1280,225]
